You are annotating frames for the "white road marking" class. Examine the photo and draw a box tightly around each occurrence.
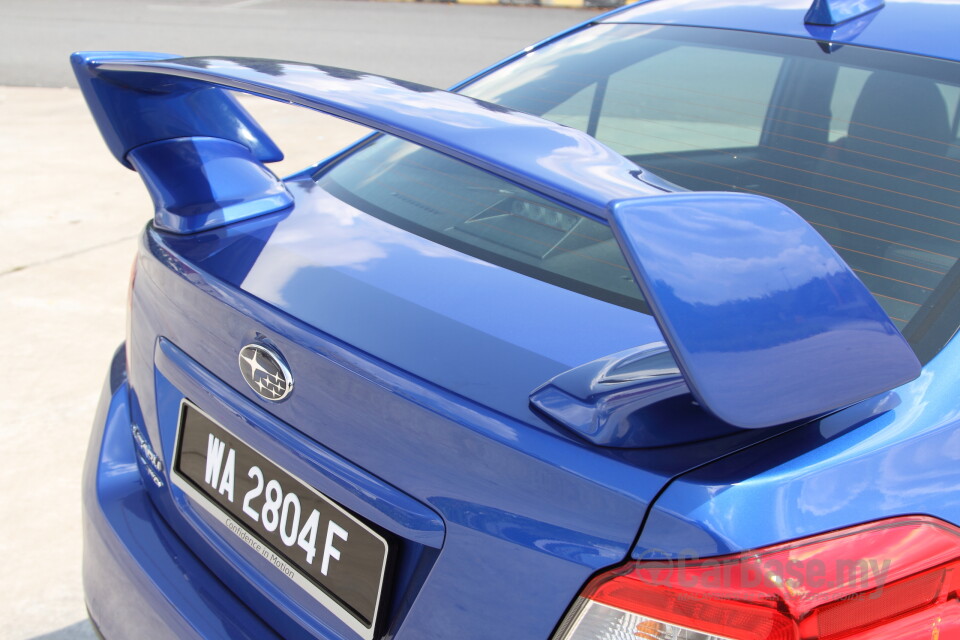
[148,0,285,15]
[223,0,275,9]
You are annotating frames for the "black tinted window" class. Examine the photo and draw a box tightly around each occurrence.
[318,138,643,310]
[466,25,960,362]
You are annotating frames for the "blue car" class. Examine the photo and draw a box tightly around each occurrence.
[75,0,960,637]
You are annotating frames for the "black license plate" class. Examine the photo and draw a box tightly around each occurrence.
[173,402,389,639]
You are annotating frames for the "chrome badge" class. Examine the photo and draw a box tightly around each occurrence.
[239,344,293,401]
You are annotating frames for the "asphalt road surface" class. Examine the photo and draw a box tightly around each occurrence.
[0,1,600,639]
[1,0,599,88]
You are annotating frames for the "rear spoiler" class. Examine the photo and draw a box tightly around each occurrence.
[71,52,668,224]
[72,51,920,437]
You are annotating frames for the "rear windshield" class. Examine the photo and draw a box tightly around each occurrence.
[316,24,960,363]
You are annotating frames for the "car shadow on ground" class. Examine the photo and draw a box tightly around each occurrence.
[27,620,98,640]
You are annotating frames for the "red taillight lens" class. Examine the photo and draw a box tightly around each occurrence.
[555,516,960,640]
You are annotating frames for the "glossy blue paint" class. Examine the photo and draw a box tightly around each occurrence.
[155,337,446,548]
[160,178,662,423]
[803,8,882,50]
[634,334,960,561]
[103,165,802,637]
[128,137,293,234]
[122,216,764,638]
[78,51,923,432]
[530,343,745,448]
[605,0,960,63]
[609,192,920,429]
[70,51,283,168]
[72,52,668,223]
[151,340,443,639]
[83,349,280,639]
[804,0,884,26]
[78,1,960,637]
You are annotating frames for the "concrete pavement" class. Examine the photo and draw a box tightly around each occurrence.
[0,85,143,640]
[1,0,599,89]
[0,2,599,638]
[0,87,371,639]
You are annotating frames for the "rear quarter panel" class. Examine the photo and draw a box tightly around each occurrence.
[635,336,960,560]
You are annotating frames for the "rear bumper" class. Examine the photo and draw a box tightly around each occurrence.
[82,345,278,640]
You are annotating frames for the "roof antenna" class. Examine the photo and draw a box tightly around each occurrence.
[805,0,884,52]
[805,0,884,26]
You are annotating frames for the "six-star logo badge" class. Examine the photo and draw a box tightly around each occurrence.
[238,344,294,401]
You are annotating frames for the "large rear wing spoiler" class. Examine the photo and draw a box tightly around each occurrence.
[71,52,668,222]
[72,51,919,437]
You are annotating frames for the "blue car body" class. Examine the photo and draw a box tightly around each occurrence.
[78,0,960,638]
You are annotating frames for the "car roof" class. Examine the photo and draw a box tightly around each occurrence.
[600,0,960,64]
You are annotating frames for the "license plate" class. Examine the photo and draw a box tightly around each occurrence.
[172,401,390,640]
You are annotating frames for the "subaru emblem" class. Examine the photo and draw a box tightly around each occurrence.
[238,344,294,401]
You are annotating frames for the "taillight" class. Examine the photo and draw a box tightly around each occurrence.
[554,516,960,640]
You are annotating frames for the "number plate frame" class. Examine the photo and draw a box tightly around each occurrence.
[171,400,390,640]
